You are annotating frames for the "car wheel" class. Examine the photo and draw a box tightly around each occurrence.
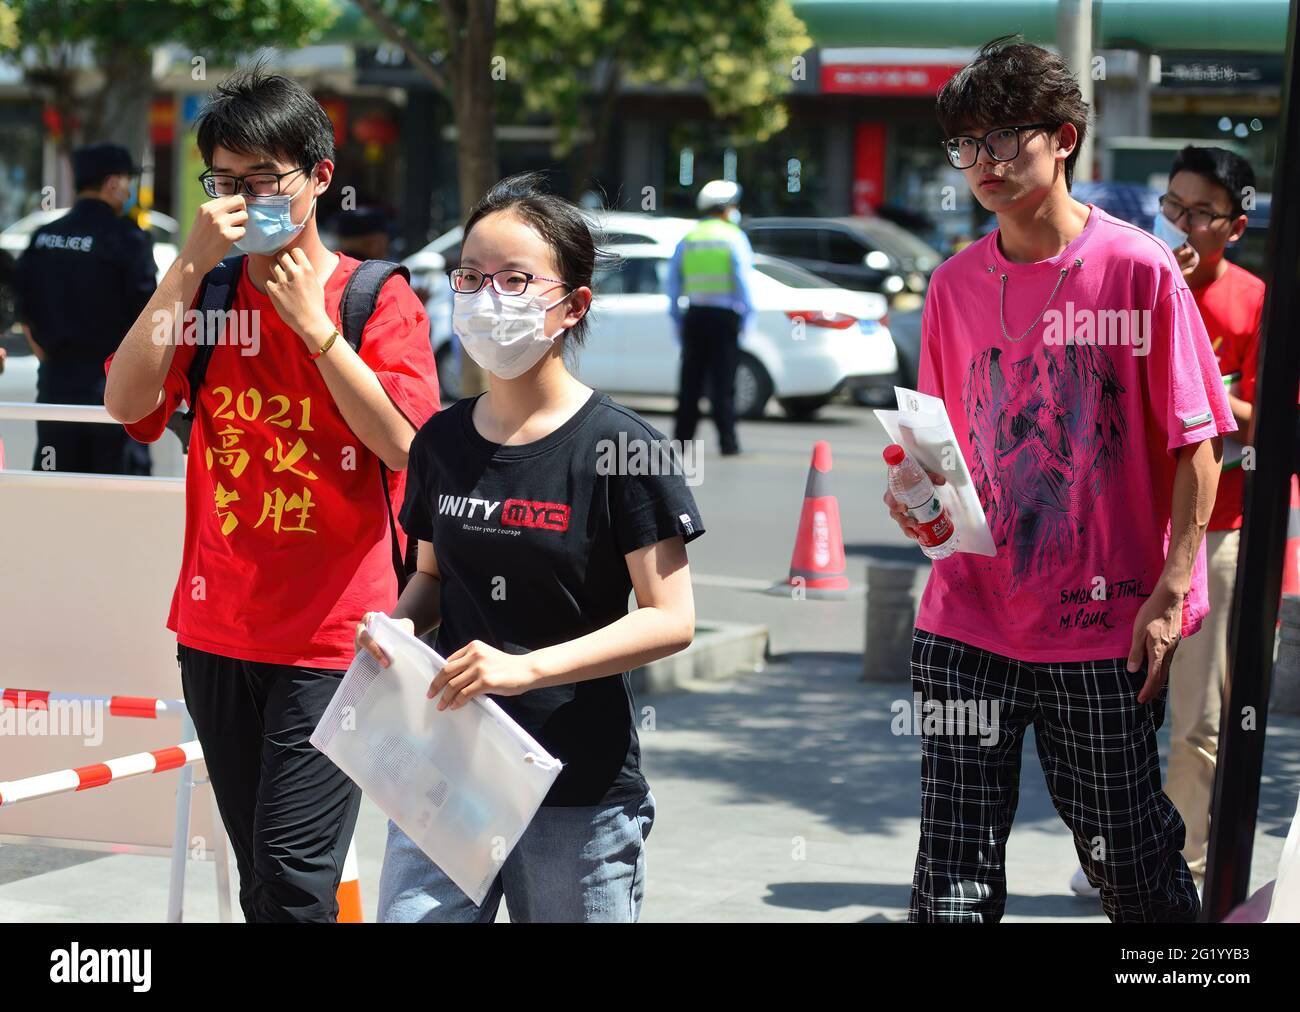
[779,395,832,421]
[434,341,462,402]
[733,352,774,420]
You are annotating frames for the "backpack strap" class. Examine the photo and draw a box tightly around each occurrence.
[339,259,409,350]
[336,259,415,593]
[164,255,244,449]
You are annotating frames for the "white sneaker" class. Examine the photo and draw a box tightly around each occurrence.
[1070,865,1101,897]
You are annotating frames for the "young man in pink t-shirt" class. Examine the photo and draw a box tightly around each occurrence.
[885,36,1234,923]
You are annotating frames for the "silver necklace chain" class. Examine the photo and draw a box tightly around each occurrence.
[989,257,1084,343]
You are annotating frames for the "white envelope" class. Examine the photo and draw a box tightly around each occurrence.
[310,613,562,905]
[874,386,997,557]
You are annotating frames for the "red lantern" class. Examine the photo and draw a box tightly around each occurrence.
[352,115,398,147]
[318,98,348,148]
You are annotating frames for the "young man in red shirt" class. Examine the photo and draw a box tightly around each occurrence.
[1156,146,1264,894]
[104,67,440,921]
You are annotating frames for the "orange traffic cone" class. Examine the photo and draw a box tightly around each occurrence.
[783,441,849,595]
[335,837,363,923]
[1284,474,1300,597]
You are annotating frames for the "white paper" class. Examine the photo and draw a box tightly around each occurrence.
[310,613,562,905]
[874,386,997,557]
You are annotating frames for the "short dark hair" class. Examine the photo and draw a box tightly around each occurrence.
[75,170,116,192]
[1169,145,1256,217]
[936,35,1092,187]
[462,172,615,347]
[195,62,334,170]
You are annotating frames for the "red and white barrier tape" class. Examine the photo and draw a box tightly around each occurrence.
[0,740,203,807]
[1,688,186,719]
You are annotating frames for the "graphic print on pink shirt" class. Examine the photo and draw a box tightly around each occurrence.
[963,340,1127,591]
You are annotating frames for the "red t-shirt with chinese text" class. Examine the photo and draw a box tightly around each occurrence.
[1191,261,1265,531]
[106,254,440,667]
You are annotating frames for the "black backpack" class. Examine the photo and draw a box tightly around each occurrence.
[164,254,417,591]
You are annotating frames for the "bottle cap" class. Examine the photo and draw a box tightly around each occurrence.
[883,444,905,466]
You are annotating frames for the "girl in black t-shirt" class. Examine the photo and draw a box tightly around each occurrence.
[355,173,705,922]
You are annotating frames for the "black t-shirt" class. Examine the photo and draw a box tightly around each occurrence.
[399,389,706,806]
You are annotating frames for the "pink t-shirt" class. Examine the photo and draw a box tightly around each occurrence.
[915,204,1235,662]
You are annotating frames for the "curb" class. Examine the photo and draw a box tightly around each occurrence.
[631,620,770,696]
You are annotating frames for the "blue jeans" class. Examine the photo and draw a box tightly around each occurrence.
[378,791,656,922]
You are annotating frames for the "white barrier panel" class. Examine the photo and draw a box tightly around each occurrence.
[0,388,187,478]
[0,469,216,855]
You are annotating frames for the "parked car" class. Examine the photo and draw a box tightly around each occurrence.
[852,215,944,282]
[742,216,941,300]
[432,246,898,421]
[410,211,698,399]
[850,302,920,408]
[404,211,695,305]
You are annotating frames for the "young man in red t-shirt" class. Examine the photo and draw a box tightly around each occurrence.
[104,67,439,921]
[1156,146,1264,893]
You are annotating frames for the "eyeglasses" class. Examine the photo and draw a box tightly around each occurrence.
[942,123,1055,170]
[1158,195,1236,230]
[447,268,569,297]
[198,166,311,198]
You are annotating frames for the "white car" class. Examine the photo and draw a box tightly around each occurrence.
[431,245,899,420]
[411,212,699,399]
[0,208,179,280]
[405,211,695,311]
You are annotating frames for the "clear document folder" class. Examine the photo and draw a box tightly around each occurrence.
[310,613,562,905]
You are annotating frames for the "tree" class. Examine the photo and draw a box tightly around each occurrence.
[0,4,18,53]
[352,1,808,395]
[352,0,500,218]
[354,0,810,207]
[353,0,499,395]
[10,0,336,165]
[499,0,812,203]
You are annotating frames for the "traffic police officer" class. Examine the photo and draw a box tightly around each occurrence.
[668,179,755,456]
[15,142,157,473]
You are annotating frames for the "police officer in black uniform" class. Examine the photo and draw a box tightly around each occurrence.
[15,143,157,473]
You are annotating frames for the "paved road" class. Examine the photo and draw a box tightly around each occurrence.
[1,398,1296,921]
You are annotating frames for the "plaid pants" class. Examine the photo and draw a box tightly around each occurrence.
[909,629,1200,923]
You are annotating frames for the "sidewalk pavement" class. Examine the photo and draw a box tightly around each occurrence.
[2,646,1296,922]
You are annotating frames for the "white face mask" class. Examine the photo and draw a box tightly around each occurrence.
[1153,211,1189,251]
[452,286,570,380]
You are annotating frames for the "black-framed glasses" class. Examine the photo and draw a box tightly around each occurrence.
[942,123,1055,169]
[198,166,311,198]
[1158,194,1236,230]
[447,267,569,297]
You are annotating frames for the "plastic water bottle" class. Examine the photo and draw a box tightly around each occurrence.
[883,444,958,560]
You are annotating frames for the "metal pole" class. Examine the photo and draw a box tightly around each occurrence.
[1203,0,1300,923]
[1057,0,1095,182]
[210,790,234,924]
[166,713,198,924]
